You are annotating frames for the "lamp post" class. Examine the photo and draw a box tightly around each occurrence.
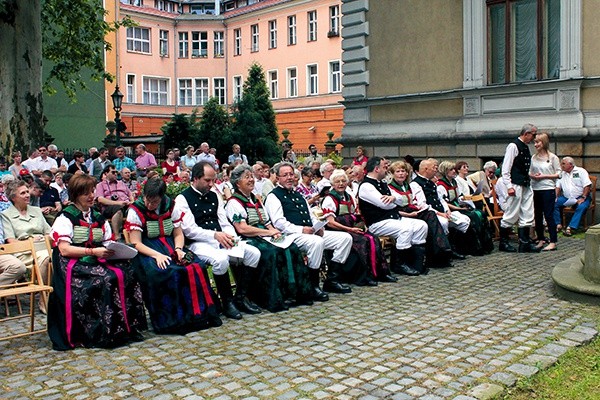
[111,85,124,147]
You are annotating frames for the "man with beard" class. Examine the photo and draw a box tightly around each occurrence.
[303,144,324,167]
[173,161,262,320]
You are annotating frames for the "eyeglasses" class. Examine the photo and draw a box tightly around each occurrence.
[38,149,47,152]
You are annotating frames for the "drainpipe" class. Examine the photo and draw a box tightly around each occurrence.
[224,19,229,109]
[174,19,179,114]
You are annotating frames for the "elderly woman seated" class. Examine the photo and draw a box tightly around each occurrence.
[321,169,397,284]
[437,161,494,256]
[225,164,313,312]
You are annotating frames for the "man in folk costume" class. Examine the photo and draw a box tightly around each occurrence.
[264,162,353,301]
[499,124,541,253]
[412,159,470,260]
[173,161,262,320]
[357,157,429,275]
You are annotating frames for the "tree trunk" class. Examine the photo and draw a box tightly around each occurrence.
[0,0,44,155]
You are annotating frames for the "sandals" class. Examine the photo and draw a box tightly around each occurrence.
[564,227,573,236]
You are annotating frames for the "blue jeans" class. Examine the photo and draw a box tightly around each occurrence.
[534,189,557,243]
[553,195,591,229]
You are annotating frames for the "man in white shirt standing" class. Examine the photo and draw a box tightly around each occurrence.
[554,156,592,234]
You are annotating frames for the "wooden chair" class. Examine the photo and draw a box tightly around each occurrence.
[464,192,501,239]
[485,182,504,239]
[562,175,597,230]
[0,238,54,341]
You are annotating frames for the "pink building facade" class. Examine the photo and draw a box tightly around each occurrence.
[107,0,343,154]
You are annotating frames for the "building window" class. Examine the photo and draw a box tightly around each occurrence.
[126,27,151,54]
[233,76,243,101]
[307,10,317,42]
[126,74,136,103]
[214,31,224,57]
[213,78,226,105]
[329,5,340,36]
[142,77,168,105]
[307,64,318,95]
[195,78,209,105]
[251,24,259,52]
[487,0,560,84]
[288,15,296,45]
[287,67,298,97]
[159,30,169,57]
[178,32,188,58]
[329,61,341,93]
[234,28,242,56]
[269,20,277,49]
[179,79,193,105]
[268,70,278,99]
[121,0,142,6]
[192,31,208,58]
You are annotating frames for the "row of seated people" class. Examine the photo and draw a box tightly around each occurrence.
[4,156,495,350]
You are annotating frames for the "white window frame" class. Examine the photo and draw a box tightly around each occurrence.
[234,28,242,56]
[269,20,277,49]
[178,31,188,58]
[287,67,298,98]
[307,10,317,42]
[268,70,278,99]
[329,60,341,93]
[191,31,208,58]
[288,15,297,45]
[213,77,226,105]
[251,24,259,52]
[233,75,243,102]
[178,78,193,106]
[329,5,340,36]
[307,64,318,95]
[214,31,224,57]
[142,76,169,105]
[159,30,169,57]
[126,74,136,103]
[126,27,151,54]
[194,78,209,106]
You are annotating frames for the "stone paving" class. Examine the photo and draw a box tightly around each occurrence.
[1,237,599,399]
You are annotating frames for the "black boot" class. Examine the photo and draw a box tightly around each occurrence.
[323,261,352,293]
[518,227,541,253]
[214,273,242,320]
[499,227,517,253]
[309,268,329,302]
[390,248,420,276]
[232,265,262,314]
[411,245,428,275]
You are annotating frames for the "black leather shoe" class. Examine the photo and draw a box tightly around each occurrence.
[451,251,466,260]
[323,280,352,294]
[234,297,262,314]
[211,316,223,327]
[499,241,517,253]
[395,264,420,276]
[379,274,398,283]
[356,278,378,287]
[222,301,242,320]
[312,286,329,302]
[293,297,314,306]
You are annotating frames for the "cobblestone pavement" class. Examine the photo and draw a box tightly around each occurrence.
[1,238,599,400]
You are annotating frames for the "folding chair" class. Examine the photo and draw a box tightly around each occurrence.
[0,238,54,341]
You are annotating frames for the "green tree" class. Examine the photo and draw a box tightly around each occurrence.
[0,0,129,154]
[232,63,280,165]
[161,111,201,154]
[196,97,233,164]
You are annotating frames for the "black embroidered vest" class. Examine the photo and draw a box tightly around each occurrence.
[358,176,400,226]
[181,187,221,232]
[413,175,445,212]
[511,138,531,187]
[270,186,313,226]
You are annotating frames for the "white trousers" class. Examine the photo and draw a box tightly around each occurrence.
[500,185,534,228]
[292,231,352,270]
[442,211,470,234]
[368,218,428,250]
[188,241,261,275]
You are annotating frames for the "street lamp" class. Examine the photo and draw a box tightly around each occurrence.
[111,85,124,147]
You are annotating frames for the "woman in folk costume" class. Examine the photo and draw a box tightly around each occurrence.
[321,169,397,284]
[126,178,222,334]
[225,165,313,312]
[436,161,494,256]
[48,174,146,350]
[388,161,453,269]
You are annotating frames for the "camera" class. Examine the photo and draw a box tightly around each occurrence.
[111,194,119,201]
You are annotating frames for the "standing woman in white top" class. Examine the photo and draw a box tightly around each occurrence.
[529,132,560,251]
